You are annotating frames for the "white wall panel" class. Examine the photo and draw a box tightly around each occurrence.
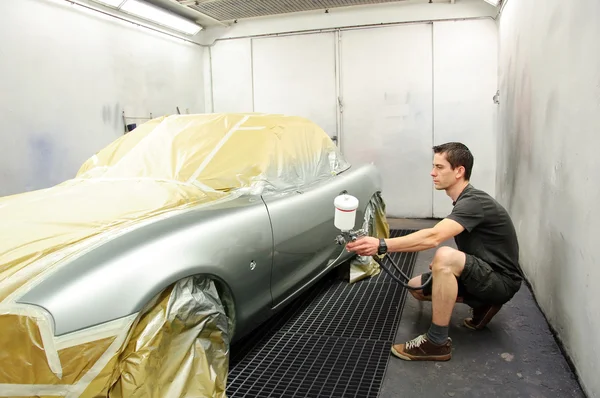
[340,24,434,218]
[432,20,498,218]
[210,38,254,113]
[252,33,338,138]
[0,0,204,197]
[498,0,600,395]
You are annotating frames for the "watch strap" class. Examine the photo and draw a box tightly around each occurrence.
[378,238,387,255]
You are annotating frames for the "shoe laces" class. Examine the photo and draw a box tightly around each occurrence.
[405,334,428,350]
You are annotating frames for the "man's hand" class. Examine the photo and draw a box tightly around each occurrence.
[346,236,379,256]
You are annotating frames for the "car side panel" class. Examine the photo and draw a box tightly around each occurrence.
[263,163,381,308]
[16,196,274,340]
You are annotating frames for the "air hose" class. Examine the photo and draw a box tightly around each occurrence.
[335,228,432,290]
[371,254,432,290]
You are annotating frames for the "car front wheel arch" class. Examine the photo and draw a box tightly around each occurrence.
[210,276,237,338]
[106,274,234,397]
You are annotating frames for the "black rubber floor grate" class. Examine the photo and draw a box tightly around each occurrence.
[277,280,405,341]
[227,334,389,397]
[227,229,418,398]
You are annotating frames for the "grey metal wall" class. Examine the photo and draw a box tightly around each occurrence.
[496,1,600,396]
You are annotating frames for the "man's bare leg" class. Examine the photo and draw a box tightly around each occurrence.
[430,246,466,326]
[408,256,465,304]
[407,275,431,301]
[391,247,466,361]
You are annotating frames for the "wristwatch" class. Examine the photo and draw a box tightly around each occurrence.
[377,238,388,255]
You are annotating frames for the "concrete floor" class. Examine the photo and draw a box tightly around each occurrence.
[380,219,585,398]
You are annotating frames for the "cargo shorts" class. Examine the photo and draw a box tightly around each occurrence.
[420,254,521,308]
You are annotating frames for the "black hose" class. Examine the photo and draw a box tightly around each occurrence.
[338,231,432,290]
[372,255,432,290]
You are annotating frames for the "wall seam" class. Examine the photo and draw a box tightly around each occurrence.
[250,38,256,112]
[431,21,435,218]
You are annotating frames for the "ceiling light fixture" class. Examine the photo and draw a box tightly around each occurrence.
[90,0,202,35]
[93,0,126,7]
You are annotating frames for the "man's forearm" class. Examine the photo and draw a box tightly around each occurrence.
[385,228,440,252]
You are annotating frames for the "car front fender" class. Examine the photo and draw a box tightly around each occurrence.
[16,196,274,337]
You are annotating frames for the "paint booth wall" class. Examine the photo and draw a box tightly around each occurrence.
[0,0,204,197]
[206,2,499,218]
[497,1,600,395]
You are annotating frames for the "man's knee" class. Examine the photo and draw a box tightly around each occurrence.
[432,246,456,265]
[431,246,465,277]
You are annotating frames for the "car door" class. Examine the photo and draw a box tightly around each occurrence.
[263,177,355,308]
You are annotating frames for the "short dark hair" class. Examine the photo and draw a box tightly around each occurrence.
[432,142,474,180]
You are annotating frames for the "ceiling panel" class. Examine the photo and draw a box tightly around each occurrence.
[176,0,409,22]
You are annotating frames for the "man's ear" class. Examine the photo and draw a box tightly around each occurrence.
[455,166,465,180]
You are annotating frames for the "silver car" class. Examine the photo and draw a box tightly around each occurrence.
[0,113,385,397]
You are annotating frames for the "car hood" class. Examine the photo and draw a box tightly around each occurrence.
[0,179,228,302]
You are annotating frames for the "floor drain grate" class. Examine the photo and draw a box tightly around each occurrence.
[277,280,405,341]
[227,229,418,397]
[228,334,389,398]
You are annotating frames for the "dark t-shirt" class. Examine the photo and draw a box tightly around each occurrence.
[446,184,522,283]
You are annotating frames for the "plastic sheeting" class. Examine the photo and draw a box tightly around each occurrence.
[0,277,229,398]
[98,277,230,398]
[76,113,349,195]
[348,192,390,283]
[0,113,349,397]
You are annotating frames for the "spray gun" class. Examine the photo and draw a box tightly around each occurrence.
[334,193,432,290]
[333,194,368,245]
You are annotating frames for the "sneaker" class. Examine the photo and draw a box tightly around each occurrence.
[390,334,452,361]
[464,304,503,330]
